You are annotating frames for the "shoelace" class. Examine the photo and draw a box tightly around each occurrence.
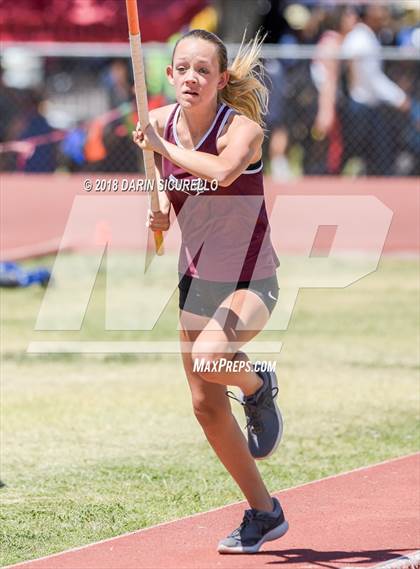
[226,386,279,434]
[229,509,256,538]
[229,507,275,539]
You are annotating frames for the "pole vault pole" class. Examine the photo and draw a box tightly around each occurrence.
[125,0,164,255]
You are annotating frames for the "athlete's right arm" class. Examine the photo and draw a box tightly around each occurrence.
[147,153,170,231]
[147,106,174,231]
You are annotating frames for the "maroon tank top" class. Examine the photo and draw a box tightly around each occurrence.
[162,103,279,282]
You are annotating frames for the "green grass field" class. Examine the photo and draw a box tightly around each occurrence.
[1,254,419,566]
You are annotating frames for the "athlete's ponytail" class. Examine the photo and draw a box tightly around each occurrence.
[172,29,268,127]
[221,33,268,128]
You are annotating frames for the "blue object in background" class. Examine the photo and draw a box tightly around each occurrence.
[61,128,87,166]
[407,100,420,154]
[396,26,419,48]
[0,262,51,288]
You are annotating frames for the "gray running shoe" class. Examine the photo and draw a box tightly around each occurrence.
[217,497,289,554]
[227,369,283,460]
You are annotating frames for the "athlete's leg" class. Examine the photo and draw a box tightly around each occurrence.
[187,288,271,395]
[180,321,273,512]
[186,289,283,460]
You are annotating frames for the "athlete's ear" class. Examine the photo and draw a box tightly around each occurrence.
[166,65,175,86]
[217,70,229,91]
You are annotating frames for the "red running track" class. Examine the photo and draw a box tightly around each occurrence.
[1,175,419,260]
[6,453,420,569]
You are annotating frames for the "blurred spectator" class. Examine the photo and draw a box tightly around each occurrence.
[265,59,292,180]
[0,68,18,143]
[262,2,325,180]
[308,6,358,174]
[0,67,23,170]
[96,59,140,172]
[102,59,132,108]
[0,2,417,177]
[18,90,56,172]
[341,4,410,176]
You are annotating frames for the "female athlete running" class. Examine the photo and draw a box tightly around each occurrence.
[133,29,288,554]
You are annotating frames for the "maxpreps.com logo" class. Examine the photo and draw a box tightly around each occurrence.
[193,359,277,374]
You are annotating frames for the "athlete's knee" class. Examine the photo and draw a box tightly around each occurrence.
[191,339,233,380]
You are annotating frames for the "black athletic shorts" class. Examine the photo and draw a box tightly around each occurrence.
[178,273,279,318]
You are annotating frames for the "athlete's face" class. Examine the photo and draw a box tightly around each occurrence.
[167,38,229,108]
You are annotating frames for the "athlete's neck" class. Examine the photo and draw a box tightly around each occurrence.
[178,99,220,147]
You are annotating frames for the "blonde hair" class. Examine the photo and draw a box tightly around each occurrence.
[173,29,269,127]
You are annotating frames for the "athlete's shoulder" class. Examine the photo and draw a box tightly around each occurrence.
[224,111,264,142]
[149,104,177,136]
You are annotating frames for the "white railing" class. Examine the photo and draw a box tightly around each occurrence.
[1,41,419,61]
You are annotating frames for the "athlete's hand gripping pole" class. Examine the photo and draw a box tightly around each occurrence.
[125,0,164,255]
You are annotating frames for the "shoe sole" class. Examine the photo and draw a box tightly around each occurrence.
[217,520,289,554]
[254,370,284,461]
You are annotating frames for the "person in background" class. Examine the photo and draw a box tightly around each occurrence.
[341,4,410,176]
[102,59,132,108]
[0,66,22,170]
[265,59,292,180]
[97,59,139,172]
[309,5,358,175]
[262,3,324,180]
[18,90,56,173]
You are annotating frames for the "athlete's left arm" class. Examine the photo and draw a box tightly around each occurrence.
[133,116,263,187]
[214,116,264,186]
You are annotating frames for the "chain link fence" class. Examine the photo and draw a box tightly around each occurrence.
[0,44,418,176]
